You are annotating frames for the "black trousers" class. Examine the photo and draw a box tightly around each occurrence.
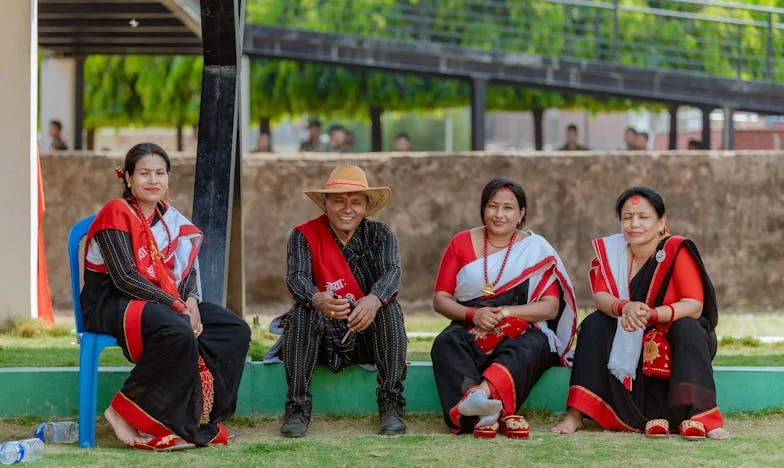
[281,301,408,412]
[431,323,554,434]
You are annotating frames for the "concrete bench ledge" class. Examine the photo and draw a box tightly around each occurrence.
[1,363,783,418]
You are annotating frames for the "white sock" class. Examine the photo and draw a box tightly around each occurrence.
[477,410,502,428]
[458,389,502,417]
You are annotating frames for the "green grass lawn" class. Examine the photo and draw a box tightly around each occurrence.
[2,312,784,367]
[1,411,783,466]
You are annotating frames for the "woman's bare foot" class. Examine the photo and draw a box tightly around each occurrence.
[104,407,152,446]
[552,408,584,434]
[707,427,732,440]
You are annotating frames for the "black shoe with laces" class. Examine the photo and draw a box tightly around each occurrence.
[378,399,407,435]
[280,402,310,438]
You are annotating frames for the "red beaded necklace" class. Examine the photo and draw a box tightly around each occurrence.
[128,197,173,261]
[482,227,517,296]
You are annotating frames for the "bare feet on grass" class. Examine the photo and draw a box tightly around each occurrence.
[707,427,732,440]
[552,408,584,434]
[104,406,152,446]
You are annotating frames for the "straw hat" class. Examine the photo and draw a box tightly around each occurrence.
[304,164,391,217]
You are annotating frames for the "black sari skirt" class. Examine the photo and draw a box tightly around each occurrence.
[83,285,251,446]
[431,281,558,434]
[567,238,723,433]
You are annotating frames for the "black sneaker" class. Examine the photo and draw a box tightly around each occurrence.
[280,402,309,438]
[378,399,407,435]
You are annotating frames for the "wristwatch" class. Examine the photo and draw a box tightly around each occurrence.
[501,307,511,317]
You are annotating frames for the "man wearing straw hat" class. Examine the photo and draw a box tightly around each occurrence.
[277,164,408,438]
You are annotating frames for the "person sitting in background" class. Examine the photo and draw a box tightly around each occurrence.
[272,164,408,438]
[687,139,705,150]
[552,187,730,441]
[300,119,325,152]
[558,124,589,151]
[624,127,639,150]
[431,178,577,439]
[342,130,355,152]
[327,125,347,152]
[81,143,250,450]
[49,120,69,151]
[393,133,412,152]
[253,130,273,153]
[637,132,650,150]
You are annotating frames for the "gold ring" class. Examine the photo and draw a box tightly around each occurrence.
[330,311,335,318]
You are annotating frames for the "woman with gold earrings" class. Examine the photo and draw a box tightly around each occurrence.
[553,187,730,440]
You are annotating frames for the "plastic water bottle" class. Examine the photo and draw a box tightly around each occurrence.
[0,438,44,464]
[35,422,79,444]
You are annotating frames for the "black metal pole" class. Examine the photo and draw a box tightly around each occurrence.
[471,77,487,151]
[192,0,244,307]
[73,55,84,150]
[701,106,712,149]
[668,104,678,150]
[370,105,383,152]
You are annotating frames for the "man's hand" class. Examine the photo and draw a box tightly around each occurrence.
[347,295,382,333]
[311,291,351,319]
[185,297,203,337]
[473,307,502,331]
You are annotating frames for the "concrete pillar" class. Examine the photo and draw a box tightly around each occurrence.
[40,56,76,152]
[723,107,735,150]
[0,0,37,321]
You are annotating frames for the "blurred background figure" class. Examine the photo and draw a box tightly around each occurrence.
[343,130,355,152]
[327,124,347,152]
[636,131,650,150]
[254,130,273,152]
[687,139,705,150]
[393,132,412,152]
[49,120,68,151]
[624,127,639,150]
[558,124,589,151]
[300,119,325,152]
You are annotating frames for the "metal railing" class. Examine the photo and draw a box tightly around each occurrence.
[246,0,784,83]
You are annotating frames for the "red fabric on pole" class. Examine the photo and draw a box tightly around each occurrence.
[37,153,55,326]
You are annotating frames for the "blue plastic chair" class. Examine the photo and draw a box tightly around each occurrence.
[68,214,117,448]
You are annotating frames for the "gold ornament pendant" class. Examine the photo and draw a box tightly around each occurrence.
[482,283,494,296]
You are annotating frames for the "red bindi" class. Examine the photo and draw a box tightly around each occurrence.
[631,195,640,205]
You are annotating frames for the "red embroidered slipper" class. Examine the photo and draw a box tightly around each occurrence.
[679,419,706,441]
[499,415,530,439]
[644,419,670,438]
[473,421,499,439]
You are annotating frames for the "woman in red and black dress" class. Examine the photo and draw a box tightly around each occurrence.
[431,178,577,439]
[552,187,730,440]
[81,143,250,449]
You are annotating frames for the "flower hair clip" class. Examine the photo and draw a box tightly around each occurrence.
[115,166,125,179]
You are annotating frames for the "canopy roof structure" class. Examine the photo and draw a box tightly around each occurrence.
[39,0,202,55]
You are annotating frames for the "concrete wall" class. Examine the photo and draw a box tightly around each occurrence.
[41,151,784,312]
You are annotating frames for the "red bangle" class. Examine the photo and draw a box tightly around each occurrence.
[647,308,659,326]
[615,300,629,317]
[465,308,476,324]
[666,304,676,323]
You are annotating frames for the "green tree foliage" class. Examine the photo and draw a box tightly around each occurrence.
[83,55,202,150]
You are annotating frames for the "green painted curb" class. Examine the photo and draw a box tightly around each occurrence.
[0,364,782,418]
